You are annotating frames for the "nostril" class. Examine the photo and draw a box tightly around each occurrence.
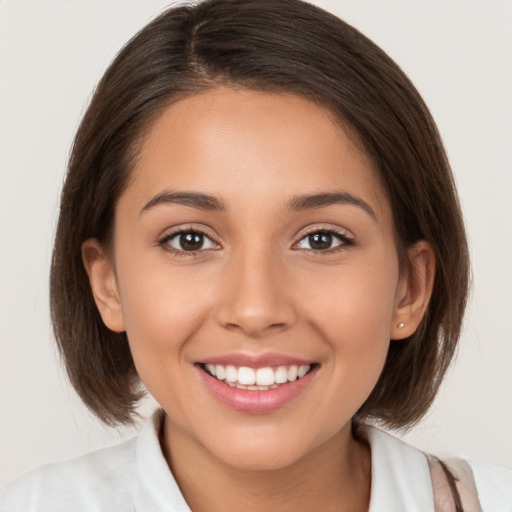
[213,272,298,336]
[222,321,289,337]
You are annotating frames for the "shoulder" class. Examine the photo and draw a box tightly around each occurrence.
[363,425,436,511]
[0,410,190,512]
[0,436,138,512]
[467,458,512,510]
[361,425,512,511]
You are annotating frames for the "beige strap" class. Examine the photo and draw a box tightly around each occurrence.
[427,455,482,512]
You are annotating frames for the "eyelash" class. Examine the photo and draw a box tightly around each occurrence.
[158,228,220,257]
[158,227,354,256]
[293,227,354,254]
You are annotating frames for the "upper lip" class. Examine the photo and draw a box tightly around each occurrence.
[198,352,315,368]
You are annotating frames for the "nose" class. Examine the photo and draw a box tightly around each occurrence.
[214,248,297,338]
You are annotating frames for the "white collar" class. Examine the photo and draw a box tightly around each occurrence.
[135,410,435,511]
[135,410,191,511]
[363,425,435,511]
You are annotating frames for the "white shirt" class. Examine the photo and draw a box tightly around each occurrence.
[1,410,511,511]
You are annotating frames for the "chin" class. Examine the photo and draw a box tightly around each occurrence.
[214,440,309,472]
[199,421,337,473]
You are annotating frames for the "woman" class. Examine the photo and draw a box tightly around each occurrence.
[1,1,511,510]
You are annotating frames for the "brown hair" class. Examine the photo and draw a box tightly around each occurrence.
[50,0,469,428]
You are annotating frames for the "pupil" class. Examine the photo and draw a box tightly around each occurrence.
[309,232,332,250]
[180,232,203,251]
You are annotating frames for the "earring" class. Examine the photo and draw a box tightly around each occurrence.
[397,322,405,328]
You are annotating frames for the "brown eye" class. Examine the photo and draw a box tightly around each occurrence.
[308,232,333,250]
[296,230,351,251]
[179,232,204,251]
[162,230,218,252]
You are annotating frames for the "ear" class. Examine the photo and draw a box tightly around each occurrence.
[390,240,435,340]
[81,239,125,333]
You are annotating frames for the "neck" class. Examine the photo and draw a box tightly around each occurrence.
[161,417,371,512]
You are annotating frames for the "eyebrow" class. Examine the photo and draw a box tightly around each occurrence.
[287,192,376,219]
[140,189,375,219]
[140,191,226,214]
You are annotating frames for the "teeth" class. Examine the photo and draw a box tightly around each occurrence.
[275,366,288,384]
[225,365,238,383]
[205,363,311,388]
[287,366,298,381]
[238,367,256,385]
[256,367,275,386]
[298,365,309,378]
[226,382,281,391]
[215,365,226,381]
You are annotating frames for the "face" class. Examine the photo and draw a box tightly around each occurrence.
[85,87,427,472]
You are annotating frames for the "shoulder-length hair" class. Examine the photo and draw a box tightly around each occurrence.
[50,0,469,428]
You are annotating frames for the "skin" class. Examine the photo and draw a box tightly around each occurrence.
[83,87,434,512]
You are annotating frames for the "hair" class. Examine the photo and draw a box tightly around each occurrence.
[50,0,469,428]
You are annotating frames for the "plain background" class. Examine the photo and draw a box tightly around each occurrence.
[1,0,511,488]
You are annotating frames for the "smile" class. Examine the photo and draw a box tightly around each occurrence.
[197,358,318,413]
[203,364,312,390]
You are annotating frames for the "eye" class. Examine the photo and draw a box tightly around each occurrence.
[295,229,352,251]
[160,230,219,253]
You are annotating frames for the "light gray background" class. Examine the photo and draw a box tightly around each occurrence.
[1,0,511,487]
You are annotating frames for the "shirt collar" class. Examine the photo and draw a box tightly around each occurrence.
[135,410,435,511]
[363,425,435,511]
[135,409,191,512]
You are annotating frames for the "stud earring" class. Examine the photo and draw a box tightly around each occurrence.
[397,322,405,328]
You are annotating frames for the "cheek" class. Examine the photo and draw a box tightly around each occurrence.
[114,255,214,370]
[115,269,207,413]
[298,258,398,388]
[298,265,396,425]
[301,259,399,337]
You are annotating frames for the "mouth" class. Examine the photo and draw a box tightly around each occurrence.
[196,354,319,413]
[200,363,315,391]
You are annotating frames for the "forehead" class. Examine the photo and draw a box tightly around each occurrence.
[124,87,391,223]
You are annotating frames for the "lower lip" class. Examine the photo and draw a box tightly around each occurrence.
[197,366,316,414]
